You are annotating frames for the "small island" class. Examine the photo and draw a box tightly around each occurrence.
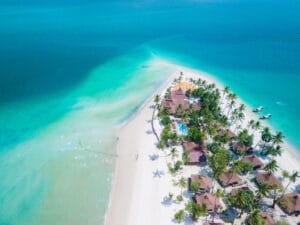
[105,69,300,225]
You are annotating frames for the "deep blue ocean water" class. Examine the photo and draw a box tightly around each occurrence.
[0,0,300,224]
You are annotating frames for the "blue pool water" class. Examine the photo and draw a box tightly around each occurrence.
[177,123,188,136]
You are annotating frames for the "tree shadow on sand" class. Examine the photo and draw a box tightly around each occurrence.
[153,169,165,178]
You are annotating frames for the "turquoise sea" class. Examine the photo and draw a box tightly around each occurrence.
[0,0,300,224]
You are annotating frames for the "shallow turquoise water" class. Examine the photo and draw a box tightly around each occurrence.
[0,0,300,224]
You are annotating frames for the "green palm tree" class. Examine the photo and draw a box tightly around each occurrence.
[185,200,207,221]
[169,147,179,162]
[253,121,261,132]
[227,100,236,117]
[174,177,187,195]
[255,182,270,206]
[154,94,160,107]
[282,171,300,196]
[264,145,282,158]
[239,103,246,112]
[261,127,272,143]
[248,119,255,130]
[247,209,265,225]
[233,190,254,217]
[174,210,185,223]
[272,131,285,145]
[264,160,279,175]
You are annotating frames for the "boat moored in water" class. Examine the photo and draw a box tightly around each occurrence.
[260,114,272,119]
[253,106,264,112]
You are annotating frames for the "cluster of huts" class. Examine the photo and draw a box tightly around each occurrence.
[160,81,299,224]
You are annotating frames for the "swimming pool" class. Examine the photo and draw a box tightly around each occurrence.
[177,123,188,136]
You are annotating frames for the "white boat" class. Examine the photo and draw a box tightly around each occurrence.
[260,114,271,119]
[253,106,264,112]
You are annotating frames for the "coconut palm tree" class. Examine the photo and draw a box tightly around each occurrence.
[255,182,271,206]
[247,209,265,225]
[233,189,254,217]
[227,100,236,117]
[261,127,273,143]
[281,171,300,196]
[185,200,207,221]
[169,147,179,162]
[263,145,282,159]
[248,119,255,129]
[272,131,285,145]
[154,94,160,108]
[239,103,246,111]
[264,160,279,175]
[253,121,261,132]
[236,111,245,132]
[174,210,185,223]
[222,86,230,100]
[174,177,187,195]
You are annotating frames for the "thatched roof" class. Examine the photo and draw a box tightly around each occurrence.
[218,129,236,139]
[219,169,243,187]
[242,155,264,170]
[195,193,221,212]
[231,142,252,154]
[183,141,207,152]
[161,89,189,114]
[230,186,250,197]
[190,175,213,191]
[256,172,282,189]
[278,192,300,215]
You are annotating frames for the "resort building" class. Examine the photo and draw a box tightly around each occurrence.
[230,186,250,197]
[183,141,207,165]
[230,142,253,155]
[161,88,201,115]
[188,175,213,192]
[256,172,282,189]
[218,169,243,187]
[185,150,207,165]
[162,88,189,115]
[241,155,264,170]
[183,141,207,152]
[194,193,221,213]
[278,192,300,215]
[217,129,236,140]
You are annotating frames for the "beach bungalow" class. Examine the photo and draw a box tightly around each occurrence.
[183,141,207,152]
[217,129,236,140]
[218,169,243,187]
[188,175,213,193]
[184,150,207,165]
[278,192,300,215]
[230,186,250,197]
[256,172,282,189]
[194,193,221,213]
[183,141,207,165]
[241,155,264,170]
[161,88,189,115]
[161,88,201,116]
[230,141,253,155]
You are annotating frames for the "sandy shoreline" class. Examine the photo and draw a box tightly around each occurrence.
[104,64,300,225]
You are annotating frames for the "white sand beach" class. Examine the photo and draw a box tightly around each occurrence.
[105,64,300,225]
